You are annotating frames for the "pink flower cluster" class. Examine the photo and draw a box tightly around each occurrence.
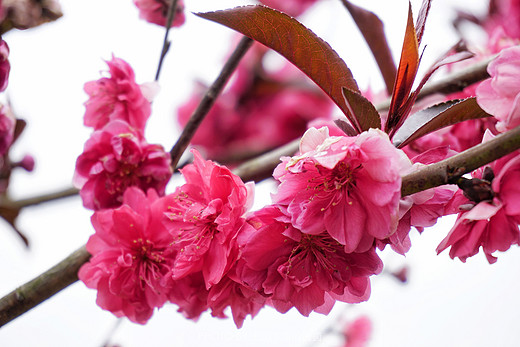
[75,56,171,210]
[177,43,334,163]
[80,151,265,327]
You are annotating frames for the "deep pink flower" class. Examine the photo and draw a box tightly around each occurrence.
[0,39,9,92]
[341,315,372,347]
[477,46,520,132]
[241,206,382,316]
[0,104,15,156]
[259,0,320,17]
[163,149,254,288]
[83,56,157,133]
[74,120,172,210]
[133,0,185,27]
[207,265,267,328]
[273,127,411,253]
[437,137,520,263]
[78,187,176,324]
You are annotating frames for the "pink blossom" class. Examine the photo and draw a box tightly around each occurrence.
[259,0,320,17]
[342,315,372,347]
[485,0,520,40]
[78,187,176,324]
[74,120,172,210]
[273,127,411,253]
[0,104,15,156]
[0,39,9,92]
[163,149,254,288]
[477,46,520,132]
[84,56,157,133]
[207,266,267,328]
[241,206,382,316]
[133,0,185,28]
[437,140,520,263]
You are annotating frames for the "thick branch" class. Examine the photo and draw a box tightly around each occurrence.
[401,125,520,196]
[0,245,90,327]
[169,36,254,169]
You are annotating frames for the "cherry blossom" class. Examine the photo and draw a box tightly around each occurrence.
[78,188,176,324]
[74,120,172,210]
[258,0,320,17]
[0,104,15,156]
[163,149,254,288]
[273,127,412,253]
[477,45,520,132]
[241,206,382,316]
[83,56,158,134]
[0,39,9,92]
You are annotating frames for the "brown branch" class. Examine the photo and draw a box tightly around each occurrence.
[155,0,181,81]
[401,125,520,196]
[7,187,79,209]
[0,245,91,327]
[169,36,254,169]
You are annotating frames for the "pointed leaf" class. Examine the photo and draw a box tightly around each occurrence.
[392,98,491,148]
[415,0,432,45]
[196,6,363,132]
[341,0,397,95]
[386,2,419,133]
[334,119,358,136]
[342,87,381,131]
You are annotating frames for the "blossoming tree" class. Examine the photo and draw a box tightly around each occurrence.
[1,0,520,346]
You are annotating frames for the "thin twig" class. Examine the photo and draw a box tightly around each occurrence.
[169,36,254,169]
[7,187,79,209]
[155,0,180,81]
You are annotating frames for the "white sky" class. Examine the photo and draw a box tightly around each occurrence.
[2,1,519,346]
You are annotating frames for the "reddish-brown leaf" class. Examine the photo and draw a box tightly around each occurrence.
[196,6,363,132]
[334,119,358,136]
[342,87,381,131]
[392,98,490,148]
[341,0,397,95]
[385,2,419,133]
[416,0,433,45]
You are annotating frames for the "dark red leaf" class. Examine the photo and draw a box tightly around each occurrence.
[342,87,381,131]
[416,0,433,45]
[334,119,358,136]
[196,6,363,132]
[385,3,419,133]
[341,0,397,95]
[392,98,490,148]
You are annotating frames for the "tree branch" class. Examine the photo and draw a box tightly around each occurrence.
[0,245,90,327]
[155,0,180,81]
[169,36,254,169]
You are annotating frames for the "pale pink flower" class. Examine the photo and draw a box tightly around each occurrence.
[74,120,172,210]
[0,104,15,156]
[259,0,320,17]
[241,206,382,316]
[0,39,9,92]
[133,0,185,28]
[273,127,412,253]
[78,187,176,324]
[163,149,254,288]
[84,56,156,133]
[437,137,520,263]
[477,46,520,132]
[342,315,372,347]
[485,0,520,40]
